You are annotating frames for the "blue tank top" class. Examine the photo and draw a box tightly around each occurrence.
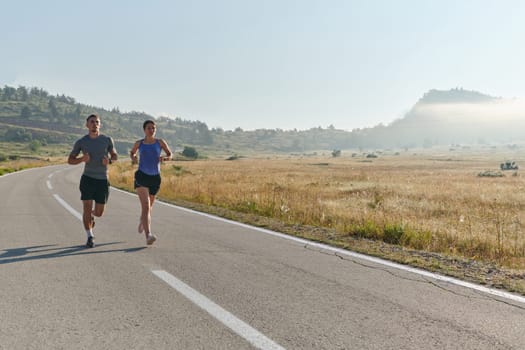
[138,139,161,175]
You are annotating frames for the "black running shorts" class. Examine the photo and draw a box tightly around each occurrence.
[134,169,161,196]
[79,175,110,204]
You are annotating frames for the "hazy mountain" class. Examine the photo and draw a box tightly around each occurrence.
[1,85,525,157]
[364,88,525,148]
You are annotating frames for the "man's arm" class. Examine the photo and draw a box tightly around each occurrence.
[104,137,118,165]
[68,152,89,165]
[109,148,118,163]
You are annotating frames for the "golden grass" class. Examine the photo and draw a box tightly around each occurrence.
[0,157,62,175]
[109,150,525,269]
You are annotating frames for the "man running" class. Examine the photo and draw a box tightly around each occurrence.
[68,114,118,248]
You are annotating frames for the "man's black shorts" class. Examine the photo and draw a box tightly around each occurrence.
[80,175,110,204]
[134,170,161,196]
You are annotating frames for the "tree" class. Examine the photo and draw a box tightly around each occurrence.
[48,99,59,121]
[29,140,42,152]
[2,86,16,100]
[17,86,28,101]
[5,128,32,142]
[182,146,198,159]
[20,106,31,119]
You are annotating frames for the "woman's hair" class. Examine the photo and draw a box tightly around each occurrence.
[143,120,156,130]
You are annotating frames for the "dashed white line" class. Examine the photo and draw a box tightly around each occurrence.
[152,270,285,350]
[53,194,82,221]
[49,173,284,349]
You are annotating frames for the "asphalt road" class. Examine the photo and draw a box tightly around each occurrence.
[1,164,525,350]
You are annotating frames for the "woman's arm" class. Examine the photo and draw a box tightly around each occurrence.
[159,139,173,161]
[130,140,140,164]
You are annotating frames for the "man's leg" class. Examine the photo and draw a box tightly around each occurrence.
[82,200,95,248]
[89,179,108,233]
[82,200,94,230]
[93,202,105,218]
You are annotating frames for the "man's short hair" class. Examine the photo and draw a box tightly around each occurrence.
[86,114,100,122]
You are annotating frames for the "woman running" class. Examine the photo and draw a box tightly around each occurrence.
[129,120,172,245]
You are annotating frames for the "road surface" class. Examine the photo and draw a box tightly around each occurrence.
[1,165,524,349]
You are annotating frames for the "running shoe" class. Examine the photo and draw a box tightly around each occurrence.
[146,234,157,245]
[86,236,94,248]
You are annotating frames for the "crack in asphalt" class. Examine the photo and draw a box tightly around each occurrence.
[303,243,525,311]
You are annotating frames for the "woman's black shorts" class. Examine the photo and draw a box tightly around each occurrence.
[134,170,161,196]
[79,175,110,204]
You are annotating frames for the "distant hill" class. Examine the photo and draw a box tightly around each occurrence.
[0,86,215,156]
[417,88,497,104]
[382,88,525,148]
[0,85,362,155]
[1,85,525,158]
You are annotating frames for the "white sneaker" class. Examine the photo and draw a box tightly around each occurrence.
[146,234,157,245]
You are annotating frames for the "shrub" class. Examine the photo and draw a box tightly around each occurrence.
[478,170,504,177]
[401,229,433,250]
[383,223,404,244]
[332,149,341,157]
[182,146,198,159]
[350,220,380,240]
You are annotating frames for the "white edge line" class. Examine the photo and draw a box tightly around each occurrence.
[152,270,285,350]
[112,187,525,305]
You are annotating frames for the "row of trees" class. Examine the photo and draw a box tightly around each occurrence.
[1,85,76,104]
[3,84,398,153]
[0,85,215,154]
[5,84,514,155]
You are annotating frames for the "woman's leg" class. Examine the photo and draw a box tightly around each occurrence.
[136,187,151,237]
[146,194,158,244]
[138,194,156,233]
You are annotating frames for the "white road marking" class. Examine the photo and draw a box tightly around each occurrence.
[53,194,82,221]
[47,173,284,349]
[152,270,285,350]
[46,180,53,190]
[51,180,525,306]
[114,188,525,306]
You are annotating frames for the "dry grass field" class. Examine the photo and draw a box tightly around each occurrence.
[0,157,60,175]
[0,147,510,292]
[3,148,525,293]
[109,148,525,281]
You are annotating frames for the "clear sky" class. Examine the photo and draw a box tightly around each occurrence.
[2,0,525,131]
